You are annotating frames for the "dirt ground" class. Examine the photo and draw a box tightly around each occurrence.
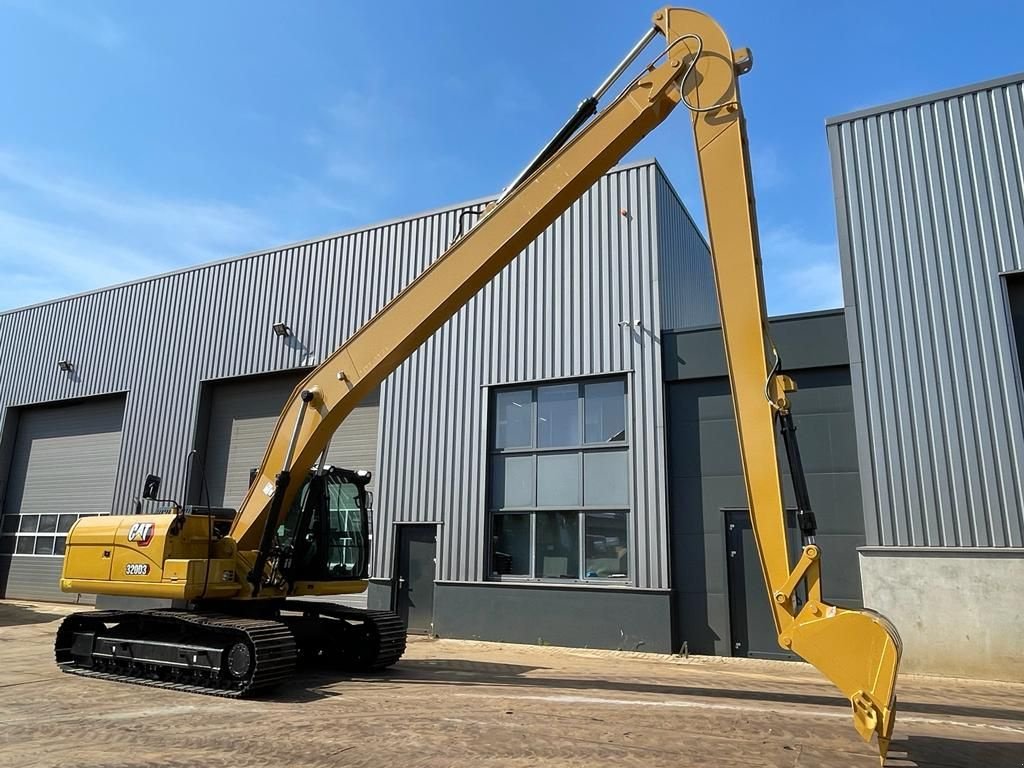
[1,601,1021,768]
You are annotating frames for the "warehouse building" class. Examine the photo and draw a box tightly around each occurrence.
[0,160,717,652]
[2,72,1021,682]
[0,157,869,661]
[827,72,1024,680]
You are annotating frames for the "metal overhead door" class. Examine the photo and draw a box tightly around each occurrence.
[203,371,380,510]
[0,396,126,602]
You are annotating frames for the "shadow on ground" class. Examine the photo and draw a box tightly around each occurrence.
[0,601,64,627]
[277,656,1024,725]
[277,659,544,702]
[887,734,1023,768]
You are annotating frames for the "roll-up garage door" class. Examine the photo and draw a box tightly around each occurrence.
[202,371,380,510]
[0,395,126,602]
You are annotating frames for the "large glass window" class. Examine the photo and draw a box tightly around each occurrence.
[584,380,627,443]
[0,512,90,556]
[493,389,533,449]
[491,514,531,576]
[536,511,580,578]
[537,384,580,447]
[487,377,630,582]
[584,512,630,578]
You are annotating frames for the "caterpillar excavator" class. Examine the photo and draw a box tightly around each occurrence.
[55,6,901,762]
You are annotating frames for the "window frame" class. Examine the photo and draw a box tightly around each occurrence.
[1004,270,1024,394]
[486,375,632,585]
[0,512,89,557]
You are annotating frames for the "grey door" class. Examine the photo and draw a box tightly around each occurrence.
[725,509,801,660]
[395,525,436,634]
[202,371,380,509]
[0,396,125,602]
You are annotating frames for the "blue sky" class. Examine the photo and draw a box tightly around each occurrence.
[1,1,1022,315]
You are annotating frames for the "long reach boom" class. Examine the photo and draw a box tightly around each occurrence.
[66,7,903,760]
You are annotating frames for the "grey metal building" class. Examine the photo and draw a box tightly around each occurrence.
[7,72,1020,679]
[828,72,1024,680]
[664,310,866,660]
[0,159,720,653]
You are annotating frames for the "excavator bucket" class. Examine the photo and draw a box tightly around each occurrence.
[788,604,902,763]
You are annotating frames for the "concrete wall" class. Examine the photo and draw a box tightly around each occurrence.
[859,548,1024,681]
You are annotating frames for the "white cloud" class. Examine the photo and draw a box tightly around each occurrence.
[327,91,378,134]
[750,144,785,189]
[759,227,844,315]
[301,82,410,204]
[0,209,159,303]
[6,1,127,50]
[491,68,542,116]
[282,175,370,220]
[0,150,272,311]
[325,156,379,187]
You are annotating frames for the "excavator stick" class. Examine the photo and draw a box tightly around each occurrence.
[54,2,902,757]
[659,7,904,761]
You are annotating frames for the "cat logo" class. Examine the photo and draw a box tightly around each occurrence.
[127,522,156,547]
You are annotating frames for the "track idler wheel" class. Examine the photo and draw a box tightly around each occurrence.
[226,642,254,679]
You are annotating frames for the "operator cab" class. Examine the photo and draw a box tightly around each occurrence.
[274,466,372,583]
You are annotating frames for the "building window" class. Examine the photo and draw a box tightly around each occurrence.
[0,513,86,556]
[488,377,630,582]
[1007,272,1024,390]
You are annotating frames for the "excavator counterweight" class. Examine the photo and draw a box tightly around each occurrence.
[57,7,900,760]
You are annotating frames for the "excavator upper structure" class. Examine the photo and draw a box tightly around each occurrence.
[56,7,901,761]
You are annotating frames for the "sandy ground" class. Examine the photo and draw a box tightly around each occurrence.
[0,601,1021,768]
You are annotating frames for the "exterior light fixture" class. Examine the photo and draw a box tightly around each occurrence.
[272,322,290,337]
[57,359,74,372]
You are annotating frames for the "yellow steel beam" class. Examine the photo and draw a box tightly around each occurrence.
[219,7,901,758]
[669,8,901,760]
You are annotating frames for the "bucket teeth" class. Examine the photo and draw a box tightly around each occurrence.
[788,604,901,763]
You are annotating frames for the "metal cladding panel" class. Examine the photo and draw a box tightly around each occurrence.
[0,555,93,603]
[829,75,1024,547]
[0,396,124,600]
[374,162,710,589]
[0,160,713,592]
[656,167,717,331]
[0,202,441,520]
[203,372,380,508]
[3,396,125,517]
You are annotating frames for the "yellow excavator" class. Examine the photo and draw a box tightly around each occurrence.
[55,6,901,761]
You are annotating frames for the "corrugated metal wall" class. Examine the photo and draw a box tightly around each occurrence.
[656,168,717,331]
[828,73,1024,547]
[375,162,714,588]
[0,160,712,592]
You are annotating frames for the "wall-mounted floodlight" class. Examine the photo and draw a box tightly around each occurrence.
[272,322,291,337]
[57,359,74,372]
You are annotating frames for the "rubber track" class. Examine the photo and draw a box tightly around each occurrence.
[55,610,296,698]
[288,602,407,670]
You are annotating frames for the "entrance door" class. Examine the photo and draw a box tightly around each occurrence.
[201,371,380,509]
[725,509,801,660]
[1,396,125,602]
[395,525,437,635]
